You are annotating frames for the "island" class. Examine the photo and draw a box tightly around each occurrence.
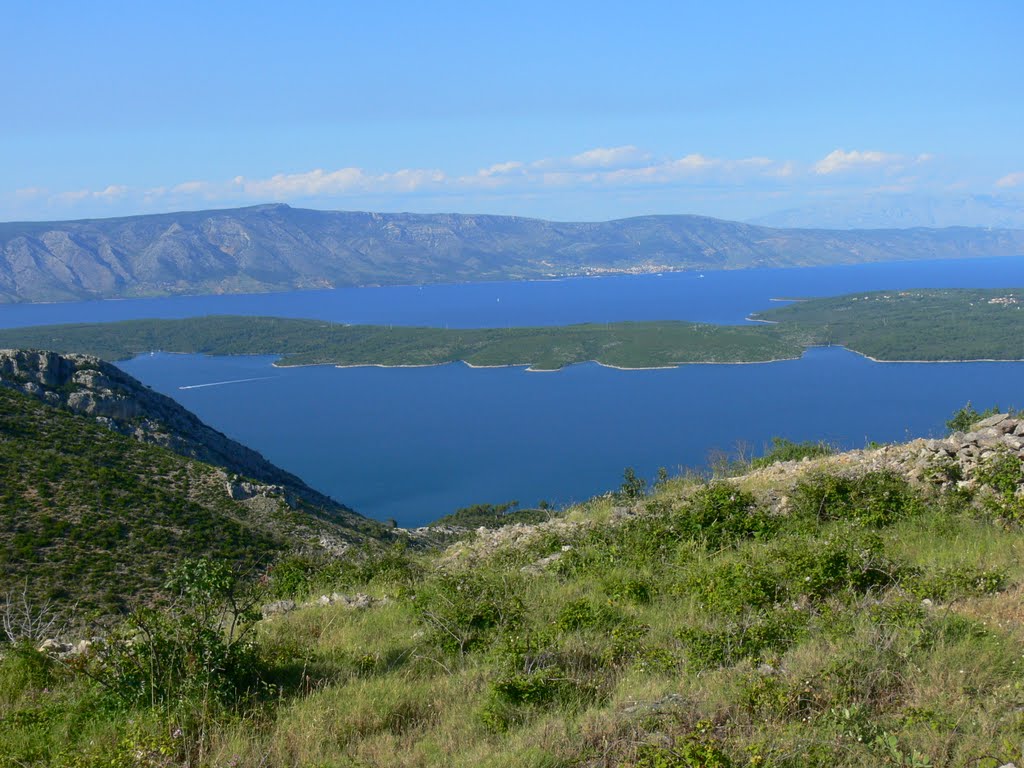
[1,288,1022,369]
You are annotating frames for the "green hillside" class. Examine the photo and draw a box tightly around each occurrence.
[4,411,1024,766]
[0,385,373,616]
[756,287,1024,361]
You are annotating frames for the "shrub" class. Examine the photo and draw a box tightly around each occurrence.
[413,571,525,655]
[602,575,654,605]
[751,437,834,468]
[946,401,1002,434]
[89,558,266,711]
[975,449,1024,522]
[633,720,733,768]
[674,482,776,547]
[680,558,786,616]
[791,471,922,528]
[677,609,807,670]
[905,564,1006,601]
[556,599,623,633]
[618,467,647,501]
[777,531,902,600]
[481,648,607,731]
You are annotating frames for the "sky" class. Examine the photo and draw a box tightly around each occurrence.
[2,0,1023,226]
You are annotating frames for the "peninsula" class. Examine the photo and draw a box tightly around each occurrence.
[1,288,1023,368]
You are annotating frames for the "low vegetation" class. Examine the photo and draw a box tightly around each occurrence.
[0,386,374,616]
[4,414,1024,766]
[0,316,801,369]
[756,288,1024,361]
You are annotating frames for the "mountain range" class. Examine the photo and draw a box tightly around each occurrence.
[3,204,1024,303]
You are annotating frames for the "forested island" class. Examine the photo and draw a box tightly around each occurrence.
[1,288,1022,368]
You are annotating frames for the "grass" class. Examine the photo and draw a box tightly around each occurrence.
[4,444,1024,766]
[0,384,380,618]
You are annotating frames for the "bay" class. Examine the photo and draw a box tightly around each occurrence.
[3,255,1024,526]
[117,347,1023,527]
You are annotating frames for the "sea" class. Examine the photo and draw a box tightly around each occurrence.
[2,256,1024,527]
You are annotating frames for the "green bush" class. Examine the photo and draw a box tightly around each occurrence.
[751,437,834,468]
[777,531,902,600]
[680,558,786,615]
[633,720,733,767]
[677,609,807,669]
[413,571,525,655]
[555,599,622,633]
[673,482,776,547]
[791,471,922,528]
[602,574,654,605]
[89,558,266,711]
[905,564,1007,601]
[946,401,1002,434]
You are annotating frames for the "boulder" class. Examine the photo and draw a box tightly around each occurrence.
[974,413,1013,431]
[261,599,296,618]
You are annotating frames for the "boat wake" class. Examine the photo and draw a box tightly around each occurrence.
[178,376,274,390]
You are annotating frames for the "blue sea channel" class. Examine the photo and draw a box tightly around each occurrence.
[2,256,1024,526]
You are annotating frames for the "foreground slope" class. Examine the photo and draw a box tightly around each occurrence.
[5,414,1024,766]
[0,358,384,614]
[2,204,1023,302]
[0,348,362,518]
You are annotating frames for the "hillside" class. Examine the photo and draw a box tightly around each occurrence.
[756,287,1024,361]
[0,348,364,516]
[4,411,1024,765]
[0,354,386,615]
[2,204,1024,302]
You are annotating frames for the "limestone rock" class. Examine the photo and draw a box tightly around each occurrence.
[261,600,297,618]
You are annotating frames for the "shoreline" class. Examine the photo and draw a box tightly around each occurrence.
[233,346,1024,373]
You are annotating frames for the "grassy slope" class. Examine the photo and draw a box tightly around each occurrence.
[5,438,1024,766]
[0,385,365,615]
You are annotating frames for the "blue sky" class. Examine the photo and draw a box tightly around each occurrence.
[2,0,1022,225]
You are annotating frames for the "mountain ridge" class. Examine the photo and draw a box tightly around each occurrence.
[0,348,365,525]
[2,203,1024,303]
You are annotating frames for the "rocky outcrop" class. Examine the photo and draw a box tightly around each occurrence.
[0,348,360,521]
[912,412,1024,492]
[261,592,385,619]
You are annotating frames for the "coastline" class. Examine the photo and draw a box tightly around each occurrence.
[256,346,1024,373]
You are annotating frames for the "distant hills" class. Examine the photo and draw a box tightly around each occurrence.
[749,192,1024,230]
[2,203,1024,303]
[0,349,383,612]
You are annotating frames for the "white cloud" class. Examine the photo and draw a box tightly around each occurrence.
[568,145,650,169]
[813,149,902,175]
[813,150,936,177]
[9,144,943,219]
[996,171,1024,188]
[477,161,525,177]
[14,186,48,200]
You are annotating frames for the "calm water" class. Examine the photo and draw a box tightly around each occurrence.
[3,256,1024,526]
[1,255,1024,329]
[118,348,1024,526]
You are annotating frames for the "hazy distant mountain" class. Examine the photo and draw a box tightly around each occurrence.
[749,193,1024,230]
[2,204,1024,303]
